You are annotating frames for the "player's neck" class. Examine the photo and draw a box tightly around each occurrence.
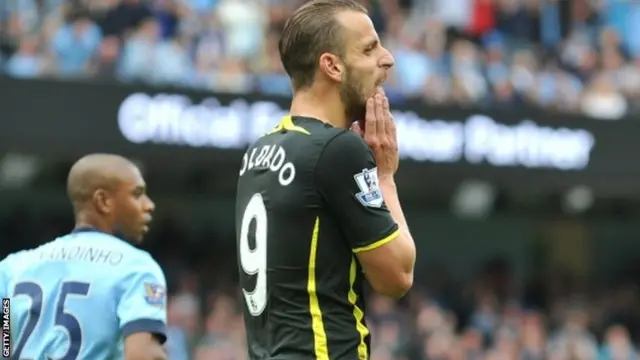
[290,88,350,129]
[74,212,114,236]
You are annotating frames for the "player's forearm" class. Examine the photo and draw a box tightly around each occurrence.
[125,349,166,360]
[124,333,168,360]
[379,178,416,273]
[380,178,408,230]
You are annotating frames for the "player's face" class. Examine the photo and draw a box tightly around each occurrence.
[336,11,394,122]
[113,166,155,243]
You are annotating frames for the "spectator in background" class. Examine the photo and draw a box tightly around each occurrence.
[5,34,45,78]
[580,73,627,120]
[492,326,520,359]
[423,330,456,360]
[153,0,183,40]
[118,18,160,82]
[426,0,472,31]
[152,34,191,85]
[209,58,252,94]
[181,0,218,15]
[450,39,488,105]
[190,12,226,89]
[469,290,499,340]
[483,31,521,106]
[194,294,245,360]
[461,327,484,360]
[4,0,40,41]
[100,0,153,37]
[252,30,291,96]
[599,324,637,360]
[172,272,202,342]
[10,0,640,119]
[547,304,599,360]
[391,31,433,97]
[89,36,120,80]
[49,9,102,77]
[495,0,539,43]
[468,0,496,38]
[215,0,265,59]
[166,296,192,360]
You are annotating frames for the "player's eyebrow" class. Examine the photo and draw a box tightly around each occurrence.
[133,184,147,194]
[363,38,379,50]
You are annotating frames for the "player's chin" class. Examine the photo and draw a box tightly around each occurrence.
[133,226,150,243]
[365,86,381,99]
[364,88,376,99]
[131,233,145,244]
[373,79,386,94]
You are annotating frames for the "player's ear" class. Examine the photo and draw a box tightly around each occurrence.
[93,189,113,214]
[319,53,344,83]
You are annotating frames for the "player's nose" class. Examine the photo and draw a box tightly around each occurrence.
[144,196,156,213]
[380,46,394,70]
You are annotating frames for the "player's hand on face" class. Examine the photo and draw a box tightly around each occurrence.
[363,88,399,178]
[350,120,365,137]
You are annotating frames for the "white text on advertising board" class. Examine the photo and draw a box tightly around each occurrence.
[118,93,595,171]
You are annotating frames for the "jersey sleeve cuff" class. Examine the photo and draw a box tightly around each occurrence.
[121,318,167,344]
[352,228,400,254]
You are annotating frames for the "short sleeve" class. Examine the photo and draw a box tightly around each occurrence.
[117,253,168,344]
[316,131,399,252]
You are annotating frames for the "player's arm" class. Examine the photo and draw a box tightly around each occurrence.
[317,131,415,298]
[125,332,166,360]
[117,254,168,360]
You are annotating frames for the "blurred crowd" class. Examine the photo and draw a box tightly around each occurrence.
[166,257,640,360]
[3,0,640,119]
[5,209,640,360]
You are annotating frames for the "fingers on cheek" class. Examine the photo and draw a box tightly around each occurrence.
[366,98,374,114]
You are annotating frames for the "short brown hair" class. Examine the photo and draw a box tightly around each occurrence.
[278,0,368,90]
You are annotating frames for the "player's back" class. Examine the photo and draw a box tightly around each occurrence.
[237,116,381,360]
[1,229,166,360]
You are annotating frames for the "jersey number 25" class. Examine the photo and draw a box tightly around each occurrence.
[239,193,268,317]
[13,281,90,360]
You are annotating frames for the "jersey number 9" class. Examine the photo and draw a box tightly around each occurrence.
[239,193,268,316]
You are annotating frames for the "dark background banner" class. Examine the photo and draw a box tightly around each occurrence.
[1,77,639,197]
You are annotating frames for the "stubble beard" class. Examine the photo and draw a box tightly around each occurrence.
[340,67,367,125]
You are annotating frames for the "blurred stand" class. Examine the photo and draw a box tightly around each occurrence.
[2,148,640,359]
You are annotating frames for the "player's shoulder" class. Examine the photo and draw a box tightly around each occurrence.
[104,238,161,272]
[127,248,162,273]
[290,118,370,156]
[58,231,144,254]
[109,239,164,278]
[317,126,371,161]
[0,244,47,274]
[324,126,368,148]
[0,250,29,274]
[61,231,162,273]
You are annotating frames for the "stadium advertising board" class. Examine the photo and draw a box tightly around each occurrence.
[117,92,595,171]
[0,77,638,195]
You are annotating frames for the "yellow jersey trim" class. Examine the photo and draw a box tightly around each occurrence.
[308,217,329,360]
[267,115,311,135]
[349,257,370,359]
[352,229,400,254]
